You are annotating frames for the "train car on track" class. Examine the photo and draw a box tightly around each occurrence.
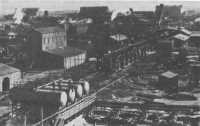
[9,78,91,125]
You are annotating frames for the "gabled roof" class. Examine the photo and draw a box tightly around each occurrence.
[179,28,192,35]
[161,71,178,78]
[110,34,128,41]
[47,46,86,57]
[173,34,190,41]
[35,26,65,34]
[0,63,20,76]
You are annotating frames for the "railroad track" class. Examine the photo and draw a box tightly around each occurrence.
[0,62,131,126]
[32,71,128,126]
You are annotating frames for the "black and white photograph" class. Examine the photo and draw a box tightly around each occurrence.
[0,0,200,126]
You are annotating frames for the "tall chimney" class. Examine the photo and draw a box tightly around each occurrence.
[64,17,69,46]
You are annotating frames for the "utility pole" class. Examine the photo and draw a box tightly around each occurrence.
[41,106,44,126]
[24,112,27,126]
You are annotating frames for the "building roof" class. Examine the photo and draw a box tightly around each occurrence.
[0,63,20,76]
[194,17,200,22]
[191,31,200,37]
[179,28,192,35]
[110,34,128,41]
[173,34,190,41]
[47,46,86,57]
[161,71,178,78]
[35,26,65,34]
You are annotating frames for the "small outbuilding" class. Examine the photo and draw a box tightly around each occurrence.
[172,33,190,49]
[0,63,21,92]
[158,71,178,92]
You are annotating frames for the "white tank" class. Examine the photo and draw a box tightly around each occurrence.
[75,84,83,98]
[60,91,68,107]
[37,90,68,107]
[60,79,83,99]
[79,79,90,95]
[68,88,76,103]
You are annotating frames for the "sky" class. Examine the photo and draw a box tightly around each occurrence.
[1,0,200,15]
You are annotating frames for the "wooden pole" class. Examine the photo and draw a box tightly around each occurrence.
[24,112,27,126]
[41,106,44,126]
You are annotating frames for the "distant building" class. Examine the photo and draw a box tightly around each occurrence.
[187,31,200,51]
[158,71,178,92]
[34,26,67,52]
[79,6,111,23]
[0,63,21,92]
[46,46,86,70]
[171,33,190,49]
[155,4,182,26]
[69,18,92,35]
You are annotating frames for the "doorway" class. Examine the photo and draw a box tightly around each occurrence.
[2,77,10,92]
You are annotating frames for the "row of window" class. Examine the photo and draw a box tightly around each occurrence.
[64,53,86,69]
[42,33,67,51]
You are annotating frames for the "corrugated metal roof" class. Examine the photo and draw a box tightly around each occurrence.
[0,63,20,76]
[173,34,190,41]
[35,26,65,34]
[47,46,86,57]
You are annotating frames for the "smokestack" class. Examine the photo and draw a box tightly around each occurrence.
[64,17,69,46]
[59,17,69,46]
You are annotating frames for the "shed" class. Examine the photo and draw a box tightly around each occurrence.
[188,31,200,48]
[158,71,178,92]
[0,63,21,92]
[172,33,190,48]
[47,46,86,70]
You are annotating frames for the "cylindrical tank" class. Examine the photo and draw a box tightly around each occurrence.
[79,79,90,95]
[68,87,76,103]
[74,84,83,98]
[54,80,76,103]
[60,79,83,99]
[37,90,68,107]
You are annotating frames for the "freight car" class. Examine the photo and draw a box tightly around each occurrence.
[9,78,90,124]
[100,40,155,73]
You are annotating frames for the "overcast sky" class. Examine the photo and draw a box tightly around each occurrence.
[1,0,200,15]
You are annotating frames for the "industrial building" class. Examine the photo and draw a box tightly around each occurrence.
[47,46,86,70]
[0,63,21,92]
[34,26,67,52]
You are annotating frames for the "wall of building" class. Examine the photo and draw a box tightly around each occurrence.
[0,71,21,92]
[42,32,67,52]
[64,52,86,70]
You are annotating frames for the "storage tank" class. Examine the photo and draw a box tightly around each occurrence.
[59,79,83,99]
[10,86,68,107]
[68,87,76,103]
[37,90,68,107]
[53,80,76,103]
[79,79,90,95]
